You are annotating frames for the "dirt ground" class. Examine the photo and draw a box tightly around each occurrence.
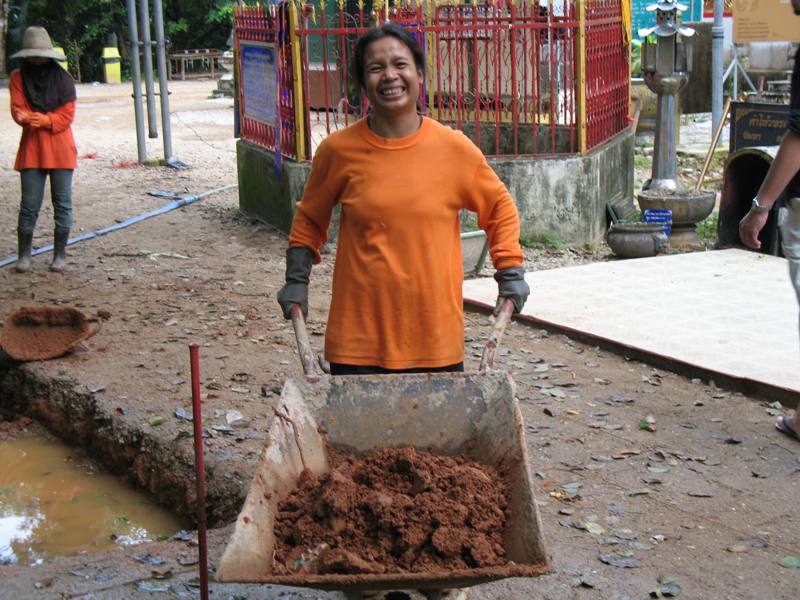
[0,79,798,599]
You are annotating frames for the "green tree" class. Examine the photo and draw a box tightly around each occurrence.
[5,0,234,80]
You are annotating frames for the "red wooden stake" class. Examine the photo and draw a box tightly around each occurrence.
[189,343,209,600]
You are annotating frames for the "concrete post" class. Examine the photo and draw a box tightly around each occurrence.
[152,0,175,163]
[711,0,724,135]
[138,0,158,138]
[125,0,147,163]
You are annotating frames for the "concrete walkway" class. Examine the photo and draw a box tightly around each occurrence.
[465,249,800,400]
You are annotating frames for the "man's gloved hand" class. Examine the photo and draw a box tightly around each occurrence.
[493,267,530,315]
[276,246,314,319]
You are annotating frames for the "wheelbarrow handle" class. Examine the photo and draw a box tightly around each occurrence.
[290,304,325,383]
[478,298,515,373]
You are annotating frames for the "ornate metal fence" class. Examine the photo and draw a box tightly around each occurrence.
[234,0,629,161]
[584,0,630,150]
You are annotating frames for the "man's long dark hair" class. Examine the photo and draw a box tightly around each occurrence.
[353,22,425,90]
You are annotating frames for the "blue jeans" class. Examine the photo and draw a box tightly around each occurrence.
[18,168,73,234]
[782,197,800,339]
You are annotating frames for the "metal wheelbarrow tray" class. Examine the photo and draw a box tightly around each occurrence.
[216,302,550,592]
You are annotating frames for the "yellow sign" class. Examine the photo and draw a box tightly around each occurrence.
[733,0,800,43]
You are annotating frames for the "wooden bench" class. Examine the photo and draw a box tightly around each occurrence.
[169,49,223,80]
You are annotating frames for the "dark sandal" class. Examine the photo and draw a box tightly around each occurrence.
[775,416,800,443]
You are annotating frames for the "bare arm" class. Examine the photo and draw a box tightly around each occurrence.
[739,130,800,249]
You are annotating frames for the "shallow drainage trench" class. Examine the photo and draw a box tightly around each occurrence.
[0,427,182,565]
[0,360,250,536]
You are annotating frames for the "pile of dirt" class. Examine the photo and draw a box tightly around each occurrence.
[273,446,509,575]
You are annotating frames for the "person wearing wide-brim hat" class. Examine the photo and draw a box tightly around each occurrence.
[9,26,77,273]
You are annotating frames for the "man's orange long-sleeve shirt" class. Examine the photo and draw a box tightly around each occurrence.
[10,69,77,171]
[289,117,523,369]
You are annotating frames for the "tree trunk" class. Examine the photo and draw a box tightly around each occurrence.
[0,2,7,76]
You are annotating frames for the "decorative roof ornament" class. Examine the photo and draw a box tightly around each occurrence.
[638,0,696,38]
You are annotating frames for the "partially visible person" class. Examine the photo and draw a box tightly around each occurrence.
[738,0,800,443]
[276,23,529,375]
[9,25,77,273]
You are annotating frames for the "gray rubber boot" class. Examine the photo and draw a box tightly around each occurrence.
[15,230,33,273]
[50,229,69,272]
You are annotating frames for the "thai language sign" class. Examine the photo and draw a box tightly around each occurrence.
[729,101,792,152]
[733,0,800,42]
[240,41,277,126]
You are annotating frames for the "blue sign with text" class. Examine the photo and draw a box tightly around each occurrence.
[643,209,673,237]
[240,41,277,126]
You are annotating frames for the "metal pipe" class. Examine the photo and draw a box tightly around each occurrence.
[189,344,210,600]
[139,0,158,138]
[125,0,147,162]
[152,0,175,161]
[711,0,724,135]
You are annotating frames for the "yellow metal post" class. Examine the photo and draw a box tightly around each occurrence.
[288,0,307,161]
[53,46,69,71]
[576,0,587,155]
[102,46,122,83]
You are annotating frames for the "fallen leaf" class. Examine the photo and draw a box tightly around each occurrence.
[571,575,598,588]
[626,488,654,497]
[687,489,714,498]
[639,418,656,432]
[650,577,681,597]
[150,567,173,580]
[585,522,605,535]
[611,528,637,540]
[174,407,193,421]
[778,555,800,569]
[137,582,170,593]
[599,553,639,568]
[134,554,166,566]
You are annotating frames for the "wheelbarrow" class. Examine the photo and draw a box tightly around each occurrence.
[216,300,550,596]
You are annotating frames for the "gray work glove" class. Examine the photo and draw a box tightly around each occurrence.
[493,267,530,315]
[276,246,314,319]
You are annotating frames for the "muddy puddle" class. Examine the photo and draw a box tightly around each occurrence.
[0,433,182,566]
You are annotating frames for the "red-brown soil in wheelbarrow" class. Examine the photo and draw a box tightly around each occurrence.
[273,446,509,575]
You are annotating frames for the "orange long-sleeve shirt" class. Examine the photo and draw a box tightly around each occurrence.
[289,117,523,369]
[10,69,77,171]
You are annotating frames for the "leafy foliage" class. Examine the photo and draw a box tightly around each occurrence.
[5,0,235,81]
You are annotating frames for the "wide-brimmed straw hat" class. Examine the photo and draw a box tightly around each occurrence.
[10,26,66,61]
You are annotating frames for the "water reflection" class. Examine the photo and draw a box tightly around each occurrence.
[0,435,182,565]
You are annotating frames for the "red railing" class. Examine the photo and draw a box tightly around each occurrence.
[235,0,630,160]
[234,3,300,159]
[584,0,630,149]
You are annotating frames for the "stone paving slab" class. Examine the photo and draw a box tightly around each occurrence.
[465,249,800,397]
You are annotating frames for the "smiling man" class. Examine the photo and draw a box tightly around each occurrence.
[739,0,800,442]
